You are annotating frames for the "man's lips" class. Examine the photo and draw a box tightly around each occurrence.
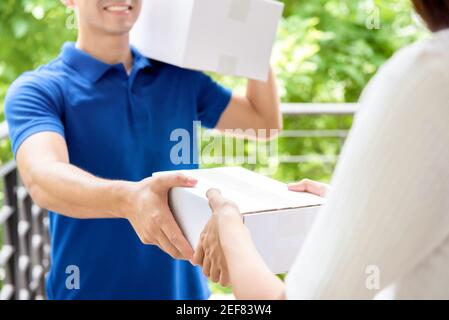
[103,3,133,13]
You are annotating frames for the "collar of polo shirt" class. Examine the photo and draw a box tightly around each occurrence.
[60,42,152,83]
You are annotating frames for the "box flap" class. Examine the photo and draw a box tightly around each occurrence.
[155,167,325,214]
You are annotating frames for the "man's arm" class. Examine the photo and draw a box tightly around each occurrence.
[17,131,196,260]
[216,68,282,139]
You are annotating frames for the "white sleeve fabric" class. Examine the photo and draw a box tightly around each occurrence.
[285,37,449,299]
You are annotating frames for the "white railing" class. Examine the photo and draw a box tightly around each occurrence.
[279,103,357,164]
[281,103,358,115]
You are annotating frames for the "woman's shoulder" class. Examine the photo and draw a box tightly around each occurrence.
[359,32,449,111]
[386,31,448,76]
[377,33,447,82]
[353,31,449,148]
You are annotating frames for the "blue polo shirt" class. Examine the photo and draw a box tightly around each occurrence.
[4,42,232,300]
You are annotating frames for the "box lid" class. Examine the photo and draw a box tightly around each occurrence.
[156,167,325,214]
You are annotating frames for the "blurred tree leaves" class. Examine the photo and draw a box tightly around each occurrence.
[0,0,76,84]
[0,0,76,162]
[0,0,427,180]
[212,0,427,183]
[0,0,430,296]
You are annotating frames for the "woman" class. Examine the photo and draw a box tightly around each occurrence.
[192,0,449,299]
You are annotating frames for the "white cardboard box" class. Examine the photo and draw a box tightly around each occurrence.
[154,167,325,274]
[130,0,284,81]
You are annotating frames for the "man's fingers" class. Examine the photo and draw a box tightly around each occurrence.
[161,212,194,260]
[287,179,328,197]
[287,179,313,192]
[287,181,306,192]
[156,232,183,260]
[154,173,197,192]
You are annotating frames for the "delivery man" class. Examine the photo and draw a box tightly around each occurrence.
[4,0,281,299]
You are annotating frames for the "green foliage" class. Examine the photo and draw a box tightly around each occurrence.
[0,0,76,164]
[212,0,427,183]
[279,0,426,103]
[0,0,428,295]
[0,0,427,174]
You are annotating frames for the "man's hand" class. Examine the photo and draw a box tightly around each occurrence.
[16,132,196,261]
[125,173,198,261]
[193,188,243,287]
[287,178,329,197]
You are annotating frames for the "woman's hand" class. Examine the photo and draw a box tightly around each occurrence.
[287,178,329,197]
[193,179,328,288]
[192,188,243,287]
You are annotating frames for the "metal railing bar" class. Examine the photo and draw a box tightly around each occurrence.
[281,103,358,115]
[279,155,339,163]
[0,205,14,224]
[18,288,30,300]
[31,205,43,218]
[0,284,14,300]
[0,103,358,144]
[0,121,8,142]
[17,220,30,238]
[280,130,349,138]
[30,265,44,287]
[18,255,30,273]
[16,186,29,202]
[0,245,15,267]
[31,234,43,250]
[0,161,17,179]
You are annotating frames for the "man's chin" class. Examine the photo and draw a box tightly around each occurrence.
[102,25,135,36]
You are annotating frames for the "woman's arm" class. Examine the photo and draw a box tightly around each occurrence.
[195,45,449,299]
[194,181,328,300]
[205,189,286,299]
[285,54,449,299]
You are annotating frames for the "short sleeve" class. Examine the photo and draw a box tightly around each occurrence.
[5,72,65,157]
[195,72,232,129]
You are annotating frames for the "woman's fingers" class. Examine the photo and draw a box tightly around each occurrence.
[203,257,212,278]
[219,267,231,287]
[288,178,329,197]
[210,262,221,283]
[206,188,242,218]
[206,188,227,211]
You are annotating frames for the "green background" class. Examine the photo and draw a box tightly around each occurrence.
[0,0,427,295]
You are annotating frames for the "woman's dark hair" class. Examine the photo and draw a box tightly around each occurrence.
[412,0,449,32]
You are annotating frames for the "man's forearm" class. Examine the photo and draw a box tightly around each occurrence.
[246,67,282,130]
[25,161,134,219]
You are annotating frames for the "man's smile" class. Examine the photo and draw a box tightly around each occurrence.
[103,2,133,14]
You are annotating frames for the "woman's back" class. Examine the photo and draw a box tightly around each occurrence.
[286,29,449,299]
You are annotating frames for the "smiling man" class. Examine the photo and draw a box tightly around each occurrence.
[4,0,281,300]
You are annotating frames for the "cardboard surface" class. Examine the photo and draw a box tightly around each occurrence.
[130,0,284,80]
[154,167,325,273]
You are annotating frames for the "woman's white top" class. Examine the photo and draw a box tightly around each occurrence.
[286,29,449,299]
